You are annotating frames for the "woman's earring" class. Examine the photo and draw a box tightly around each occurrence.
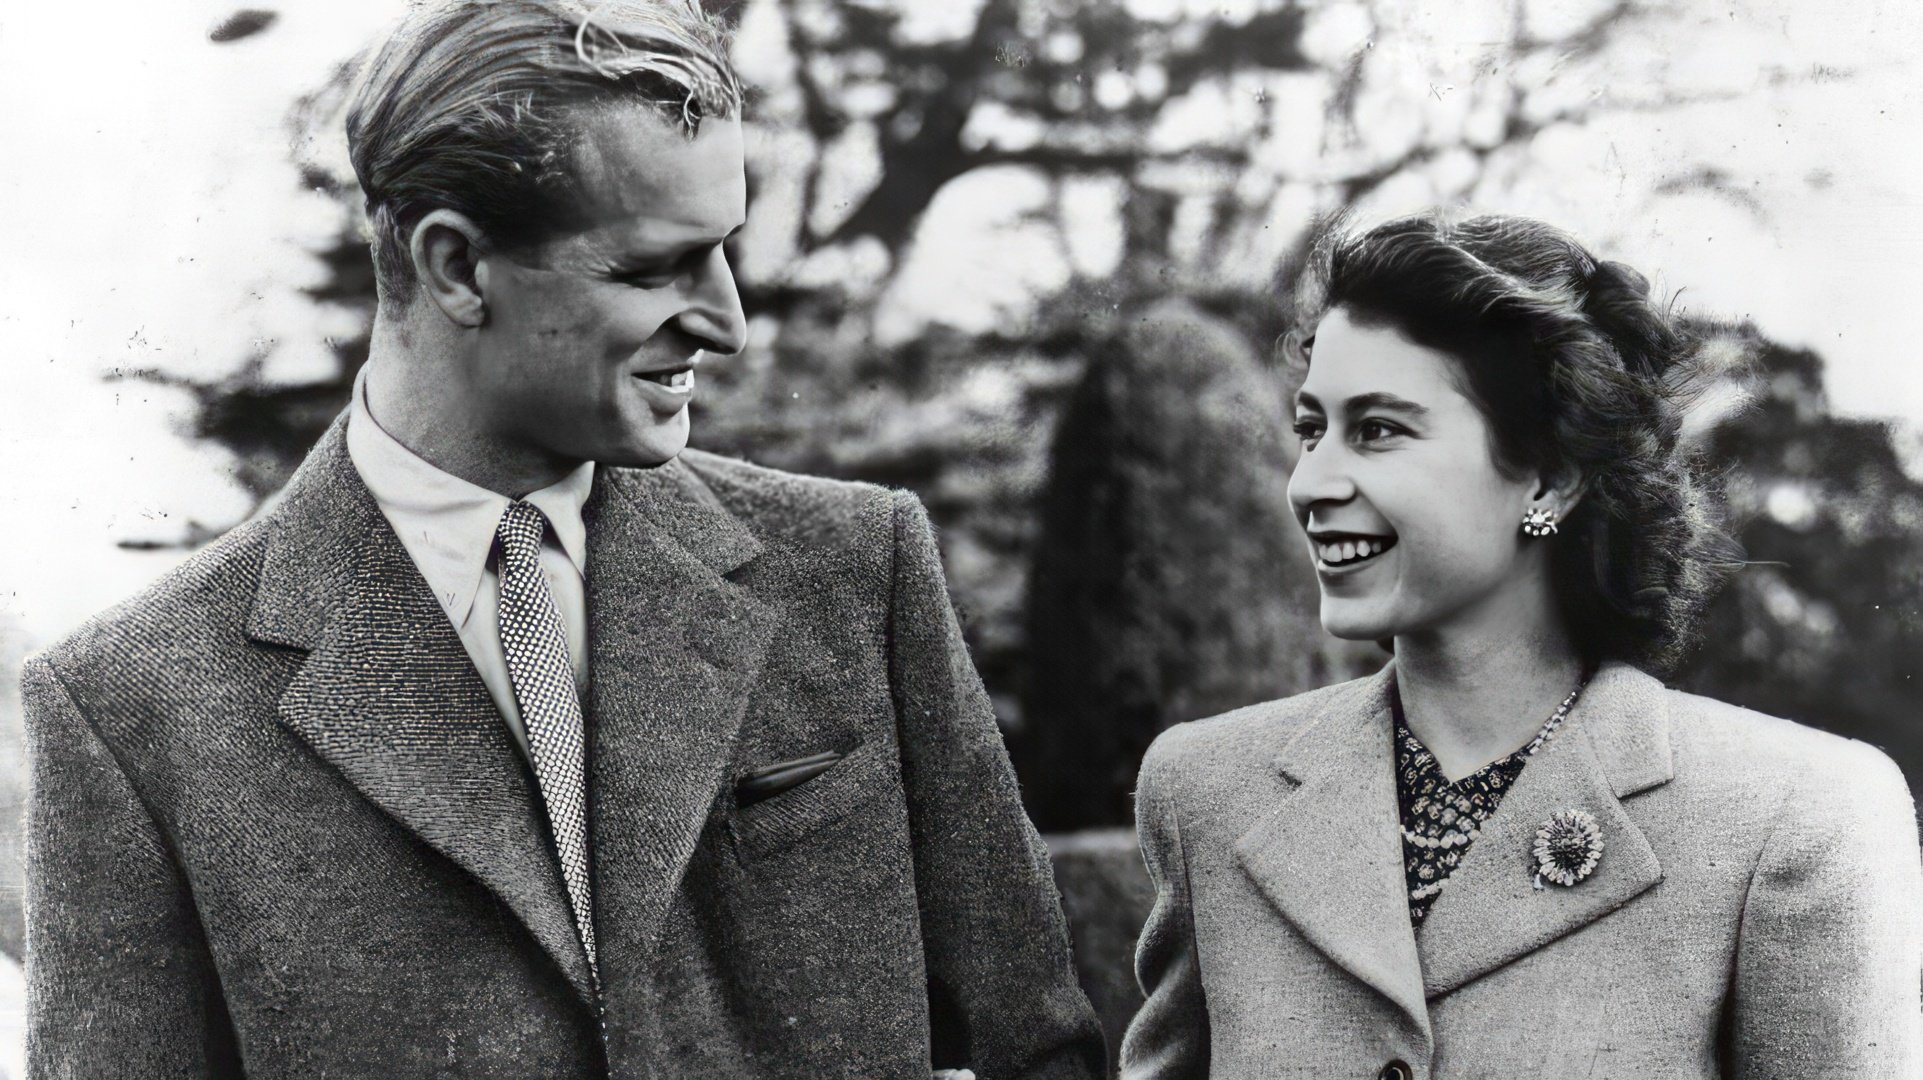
[1521,507,1560,538]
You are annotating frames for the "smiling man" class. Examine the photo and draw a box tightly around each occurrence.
[20,2,1102,1077]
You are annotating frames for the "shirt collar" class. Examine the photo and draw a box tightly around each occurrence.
[345,365,595,629]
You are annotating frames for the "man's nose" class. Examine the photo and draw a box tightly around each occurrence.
[680,246,748,355]
[1286,440,1356,515]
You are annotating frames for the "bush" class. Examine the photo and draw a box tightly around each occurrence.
[1017,300,1328,831]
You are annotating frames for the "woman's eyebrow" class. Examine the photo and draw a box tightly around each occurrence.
[1341,391,1431,419]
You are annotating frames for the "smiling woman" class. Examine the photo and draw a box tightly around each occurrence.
[1120,212,1923,1079]
[1292,217,1738,678]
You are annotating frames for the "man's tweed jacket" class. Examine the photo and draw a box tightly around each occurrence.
[1120,662,1923,1079]
[23,418,1104,1079]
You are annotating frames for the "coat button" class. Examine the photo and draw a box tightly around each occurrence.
[1378,1062,1413,1080]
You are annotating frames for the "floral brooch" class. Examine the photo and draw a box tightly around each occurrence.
[1532,808,1604,889]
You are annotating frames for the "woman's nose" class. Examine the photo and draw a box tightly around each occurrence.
[1287,440,1357,514]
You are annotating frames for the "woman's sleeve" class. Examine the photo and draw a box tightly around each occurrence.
[1119,735,1210,1080]
[1728,738,1923,1077]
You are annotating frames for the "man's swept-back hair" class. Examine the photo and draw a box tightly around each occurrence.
[1288,212,1747,676]
[346,0,742,304]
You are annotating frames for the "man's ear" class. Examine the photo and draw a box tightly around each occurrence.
[409,209,491,328]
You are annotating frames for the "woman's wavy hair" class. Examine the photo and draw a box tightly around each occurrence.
[1287,212,1745,675]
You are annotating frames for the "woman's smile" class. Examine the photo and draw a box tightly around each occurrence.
[1308,530,1398,574]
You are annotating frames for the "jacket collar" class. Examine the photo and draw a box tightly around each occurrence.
[1234,660,1673,1028]
[245,415,776,1011]
[1413,661,1670,996]
[1234,665,1431,1039]
[577,454,777,1012]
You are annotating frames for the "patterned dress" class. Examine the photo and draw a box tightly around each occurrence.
[1392,685,1572,926]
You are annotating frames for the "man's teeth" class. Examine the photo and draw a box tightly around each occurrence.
[641,369,695,391]
[1318,538,1389,565]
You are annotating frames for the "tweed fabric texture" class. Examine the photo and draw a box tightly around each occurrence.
[23,415,1104,1079]
[1121,662,1923,1079]
[496,500,597,975]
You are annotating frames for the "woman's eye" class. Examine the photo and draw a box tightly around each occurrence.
[1291,418,1324,444]
[1356,418,1401,442]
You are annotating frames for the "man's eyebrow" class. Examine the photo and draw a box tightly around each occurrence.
[616,222,746,264]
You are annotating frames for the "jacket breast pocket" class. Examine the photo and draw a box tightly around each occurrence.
[728,739,898,861]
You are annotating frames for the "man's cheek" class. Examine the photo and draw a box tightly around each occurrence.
[593,292,680,345]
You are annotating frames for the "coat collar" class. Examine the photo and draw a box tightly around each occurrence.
[1414,661,1670,996]
[577,455,778,1011]
[1234,665,1431,1039]
[1234,660,1674,1026]
[245,415,776,1011]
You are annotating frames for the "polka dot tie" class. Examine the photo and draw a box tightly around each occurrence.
[495,501,597,978]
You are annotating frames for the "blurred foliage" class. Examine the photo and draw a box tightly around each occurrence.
[1017,299,1328,831]
[128,0,1921,831]
[1680,332,1923,798]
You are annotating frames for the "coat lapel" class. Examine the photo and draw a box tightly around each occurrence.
[580,461,777,999]
[1233,666,1430,1037]
[1414,662,1671,997]
[247,420,596,1005]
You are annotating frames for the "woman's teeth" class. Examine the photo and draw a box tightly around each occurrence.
[1318,538,1390,566]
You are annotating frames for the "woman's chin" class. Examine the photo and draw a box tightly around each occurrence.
[1317,601,1398,643]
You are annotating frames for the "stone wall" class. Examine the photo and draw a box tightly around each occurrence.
[1046,829,1154,1074]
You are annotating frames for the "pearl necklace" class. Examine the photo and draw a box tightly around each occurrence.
[1396,678,1589,850]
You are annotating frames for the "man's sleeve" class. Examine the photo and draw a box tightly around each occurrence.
[882,490,1106,1080]
[1118,737,1209,1079]
[1727,739,1923,1078]
[22,655,241,1077]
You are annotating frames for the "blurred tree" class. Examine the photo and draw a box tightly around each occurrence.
[1680,330,1923,800]
[742,0,1762,316]
[1015,299,1320,831]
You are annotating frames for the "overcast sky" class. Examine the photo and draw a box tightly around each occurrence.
[2,0,1920,646]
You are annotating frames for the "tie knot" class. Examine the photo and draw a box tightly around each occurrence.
[496,501,549,567]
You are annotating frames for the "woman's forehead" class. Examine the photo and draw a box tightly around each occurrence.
[1297,308,1472,413]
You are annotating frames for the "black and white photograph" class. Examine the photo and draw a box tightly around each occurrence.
[0,0,1918,1075]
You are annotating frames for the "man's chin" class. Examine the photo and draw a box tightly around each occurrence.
[601,427,692,469]
[601,447,687,469]
[571,407,691,468]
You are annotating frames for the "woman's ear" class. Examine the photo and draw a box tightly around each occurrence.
[409,209,490,328]
[1533,464,1590,521]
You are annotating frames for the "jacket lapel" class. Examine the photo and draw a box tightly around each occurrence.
[1414,663,1671,997]
[247,419,596,1005]
[580,461,777,999]
[1233,666,1431,1037]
